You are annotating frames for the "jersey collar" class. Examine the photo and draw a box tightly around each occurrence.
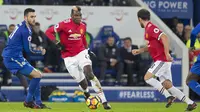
[23,20,32,35]
[70,18,81,27]
[145,21,151,30]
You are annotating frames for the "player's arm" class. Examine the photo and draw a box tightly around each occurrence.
[82,33,88,48]
[139,46,148,53]
[160,34,170,55]
[45,22,65,50]
[190,23,200,48]
[132,46,148,55]
[160,33,173,61]
[22,32,44,55]
[83,27,96,57]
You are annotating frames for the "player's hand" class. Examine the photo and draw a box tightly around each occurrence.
[132,49,141,55]
[56,42,65,51]
[52,40,65,51]
[166,53,173,62]
[88,50,96,58]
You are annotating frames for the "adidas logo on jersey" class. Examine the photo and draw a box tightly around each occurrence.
[68,30,72,32]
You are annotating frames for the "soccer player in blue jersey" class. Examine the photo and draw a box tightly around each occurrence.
[2,8,48,109]
[186,24,200,101]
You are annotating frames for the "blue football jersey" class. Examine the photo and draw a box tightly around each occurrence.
[190,23,200,47]
[2,21,42,58]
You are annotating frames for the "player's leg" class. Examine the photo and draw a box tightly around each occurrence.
[162,79,196,110]
[15,73,28,96]
[78,50,111,109]
[160,62,196,111]
[20,67,41,109]
[63,57,93,103]
[30,69,50,109]
[83,65,111,109]
[21,58,50,109]
[63,57,90,98]
[33,79,51,109]
[145,61,172,99]
[186,60,200,95]
[3,57,42,108]
[79,78,90,98]
[186,72,200,94]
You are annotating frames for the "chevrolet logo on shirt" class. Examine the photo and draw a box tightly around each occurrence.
[69,33,81,38]
[80,29,83,34]
[146,33,148,39]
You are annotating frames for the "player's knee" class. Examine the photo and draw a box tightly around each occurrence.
[35,73,42,78]
[186,72,199,85]
[162,80,172,89]
[186,77,196,86]
[32,71,42,78]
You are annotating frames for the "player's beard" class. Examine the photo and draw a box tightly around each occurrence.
[140,23,144,28]
[27,19,35,26]
[73,18,81,24]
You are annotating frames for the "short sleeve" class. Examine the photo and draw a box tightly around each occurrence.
[149,25,163,40]
[54,22,64,33]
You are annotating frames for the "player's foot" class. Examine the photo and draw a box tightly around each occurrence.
[39,103,51,109]
[186,102,197,111]
[84,92,90,100]
[24,101,41,109]
[166,96,176,108]
[103,102,111,110]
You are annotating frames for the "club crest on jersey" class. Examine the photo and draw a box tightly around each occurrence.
[80,29,84,34]
[146,33,148,39]
[28,36,32,41]
[69,33,81,39]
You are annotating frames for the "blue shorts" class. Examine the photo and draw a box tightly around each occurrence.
[3,57,34,76]
[190,55,200,76]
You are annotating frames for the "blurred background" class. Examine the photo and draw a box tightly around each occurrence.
[0,0,199,103]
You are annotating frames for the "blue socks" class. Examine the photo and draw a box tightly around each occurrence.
[188,80,200,95]
[25,78,41,103]
[34,84,42,105]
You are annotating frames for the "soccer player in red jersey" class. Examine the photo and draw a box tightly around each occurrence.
[132,9,196,111]
[45,6,111,109]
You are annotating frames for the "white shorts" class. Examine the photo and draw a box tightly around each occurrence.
[64,49,92,83]
[147,61,172,83]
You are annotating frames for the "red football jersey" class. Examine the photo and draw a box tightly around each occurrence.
[45,18,87,58]
[144,22,167,62]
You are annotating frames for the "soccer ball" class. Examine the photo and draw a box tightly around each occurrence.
[86,96,101,109]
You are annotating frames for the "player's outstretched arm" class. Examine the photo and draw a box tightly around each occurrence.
[132,46,148,55]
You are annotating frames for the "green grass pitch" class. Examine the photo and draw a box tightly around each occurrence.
[0,102,199,112]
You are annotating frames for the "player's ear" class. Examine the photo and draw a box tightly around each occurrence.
[138,18,142,22]
[24,16,27,21]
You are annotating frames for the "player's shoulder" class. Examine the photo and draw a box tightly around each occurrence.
[147,22,159,29]
[62,18,72,24]
[80,22,86,28]
[146,22,161,32]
